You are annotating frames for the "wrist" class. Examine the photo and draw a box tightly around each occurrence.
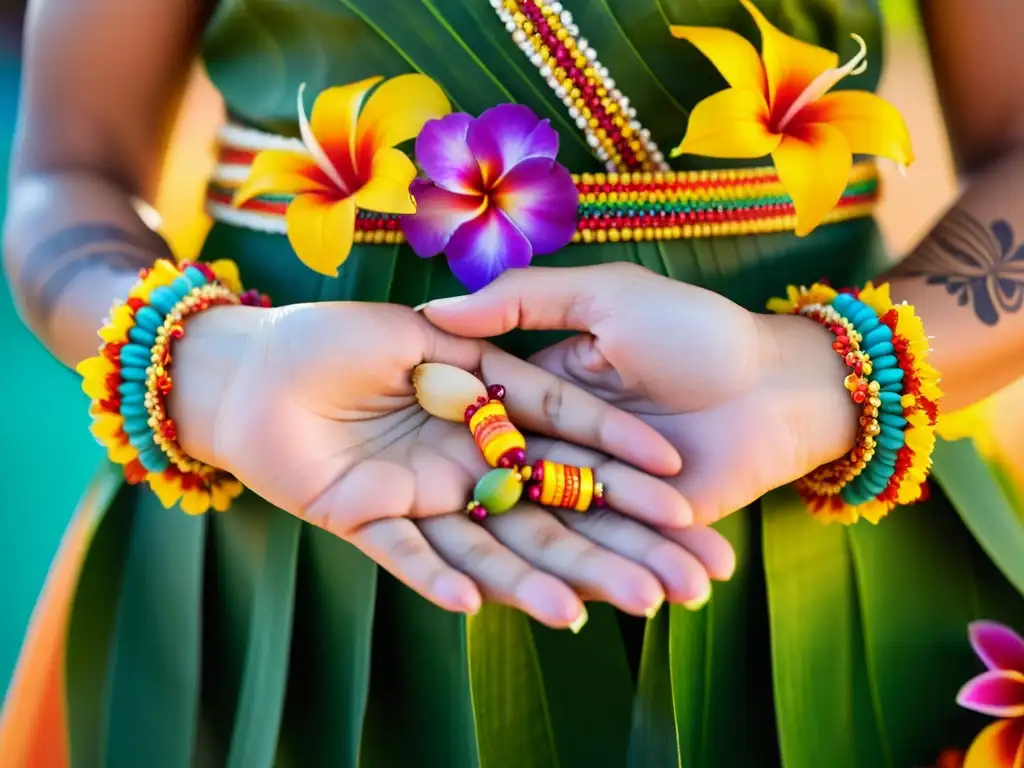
[755,312,860,471]
[168,304,263,469]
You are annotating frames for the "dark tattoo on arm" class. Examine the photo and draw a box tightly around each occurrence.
[17,222,173,329]
[891,209,1024,326]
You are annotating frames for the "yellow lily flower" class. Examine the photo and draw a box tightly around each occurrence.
[235,74,451,275]
[670,0,913,235]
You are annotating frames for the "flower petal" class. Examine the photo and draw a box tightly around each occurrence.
[233,150,328,207]
[964,718,1024,768]
[298,84,352,195]
[771,122,851,236]
[971,622,1024,673]
[957,670,1024,718]
[285,193,357,277]
[466,104,558,187]
[739,0,838,119]
[414,113,485,195]
[669,25,767,98]
[799,90,914,167]
[355,74,451,175]
[492,156,578,255]
[352,147,417,214]
[670,88,781,159]
[309,76,383,189]
[402,180,487,258]
[445,204,533,292]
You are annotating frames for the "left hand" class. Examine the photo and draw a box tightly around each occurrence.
[422,263,860,525]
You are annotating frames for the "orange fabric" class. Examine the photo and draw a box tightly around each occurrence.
[0,510,92,768]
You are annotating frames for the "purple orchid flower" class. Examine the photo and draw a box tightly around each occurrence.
[401,103,579,291]
[955,621,1024,767]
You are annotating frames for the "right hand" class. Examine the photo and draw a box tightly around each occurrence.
[169,301,735,628]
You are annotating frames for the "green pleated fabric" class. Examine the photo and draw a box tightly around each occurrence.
[60,1,1024,766]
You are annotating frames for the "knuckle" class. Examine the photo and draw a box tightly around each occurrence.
[388,533,428,563]
[541,378,568,427]
[532,522,566,553]
[459,540,500,573]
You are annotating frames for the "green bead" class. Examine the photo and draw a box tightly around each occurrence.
[473,468,524,516]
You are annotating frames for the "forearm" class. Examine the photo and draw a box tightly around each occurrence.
[3,171,173,367]
[883,144,1024,411]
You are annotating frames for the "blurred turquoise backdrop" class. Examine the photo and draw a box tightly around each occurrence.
[0,20,103,695]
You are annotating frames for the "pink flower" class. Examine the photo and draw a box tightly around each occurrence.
[956,621,1024,767]
[401,104,579,291]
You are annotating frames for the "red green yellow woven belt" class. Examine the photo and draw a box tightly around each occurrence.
[206,123,880,244]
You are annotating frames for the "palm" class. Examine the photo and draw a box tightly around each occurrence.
[205,302,734,625]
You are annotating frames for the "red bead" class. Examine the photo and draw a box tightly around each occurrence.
[169,324,185,340]
[102,342,124,361]
[469,506,488,522]
[464,405,478,423]
[105,372,121,391]
[498,455,513,469]
[502,447,526,468]
[852,391,866,404]
[156,374,173,396]
[161,419,178,441]
[487,384,506,401]
[126,297,145,312]
[594,494,606,508]
[527,485,542,502]
[194,262,216,282]
[532,460,545,483]
[124,459,148,484]
[475,396,488,407]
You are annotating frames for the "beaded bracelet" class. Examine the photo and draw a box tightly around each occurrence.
[77,258,270,515]
[412,363,606,520]
[767,282,942,524]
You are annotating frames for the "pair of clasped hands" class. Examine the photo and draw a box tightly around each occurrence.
[173,264,857,630]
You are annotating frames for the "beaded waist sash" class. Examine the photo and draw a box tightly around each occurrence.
[206,123,879,244]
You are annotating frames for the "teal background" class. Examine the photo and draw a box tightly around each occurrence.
[0,26,103,695]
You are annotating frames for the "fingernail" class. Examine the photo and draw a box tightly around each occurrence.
[569,605,589,634]
[683,587,711,612]
[413,295,469,313]
[644,596,664,620]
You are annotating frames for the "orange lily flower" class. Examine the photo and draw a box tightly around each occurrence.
[669,0,913,236]
[235,75,450,275]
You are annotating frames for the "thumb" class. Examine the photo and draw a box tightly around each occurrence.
[418,264,633,338]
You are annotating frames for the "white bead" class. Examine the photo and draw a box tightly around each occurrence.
[617,94,627,107]
[489,0,501,8]
[640,128,651,140]
[529,52,542,66]
[587,134,600,147]
[550,1,562,12]
[606,160,618,172]
[539,65,551,77]
[568,106,580,119]
[566,24,579,36]
[554,85,567,98]
[512,29,526,44]
[578,37,588,50]
[627,107,637,117]
[560,11,573,26]
[575,115,588,128]
[586,47,598,61]
[598,65,609,78]
[505,20,517,32]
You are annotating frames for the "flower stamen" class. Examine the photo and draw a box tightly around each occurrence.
[776,34,869,132]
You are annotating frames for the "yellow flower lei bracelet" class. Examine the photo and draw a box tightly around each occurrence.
[77,259,270,514]
[768,282,942,524]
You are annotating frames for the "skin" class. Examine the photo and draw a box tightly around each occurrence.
[2,0,737,629]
